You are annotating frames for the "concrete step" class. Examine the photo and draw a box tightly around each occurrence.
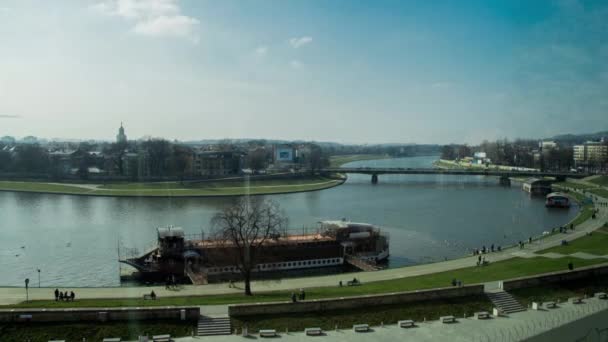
[197,316,232,336]
[485,290,526,314]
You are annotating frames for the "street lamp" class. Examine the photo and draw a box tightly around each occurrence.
[37,269,41,288]
[25,278,29,302]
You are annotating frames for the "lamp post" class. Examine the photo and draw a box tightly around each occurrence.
[37,269,41,288]
[25,278,29,302]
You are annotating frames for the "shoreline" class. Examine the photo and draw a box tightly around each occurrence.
[0,175,347,198]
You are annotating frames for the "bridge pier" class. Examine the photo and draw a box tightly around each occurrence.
[499,176,511,187]
[371,174,378,184]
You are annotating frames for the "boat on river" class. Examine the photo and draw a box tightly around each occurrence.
[545,192,571,208]
[120,220,389,284]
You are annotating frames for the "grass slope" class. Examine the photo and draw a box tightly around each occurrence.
[0,176,344,197]
[6,257,607,309]
[539,226,608,255]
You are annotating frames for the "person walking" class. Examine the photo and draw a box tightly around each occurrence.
[59,292,64,301]
[70,291,75,302]
[54,289,59,302]
[300,289,306,301]
[291,292,297,303]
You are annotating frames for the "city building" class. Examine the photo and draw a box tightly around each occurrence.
[573,141,607,169]
[193,151,244,176]
[116,123,127,144]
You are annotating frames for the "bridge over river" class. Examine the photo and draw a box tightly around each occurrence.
[321,167,589,184]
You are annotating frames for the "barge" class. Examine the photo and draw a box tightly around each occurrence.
[120,220,389,284]
[545,192,571,208]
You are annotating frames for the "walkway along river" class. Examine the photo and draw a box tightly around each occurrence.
[0,156,577,287]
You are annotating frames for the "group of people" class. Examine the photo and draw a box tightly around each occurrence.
[450,278,463,287]
[555,224,576,234]
[54,288,75,302]
[290,288,306,302]
[472,243,501,256]
[165,275,178,290]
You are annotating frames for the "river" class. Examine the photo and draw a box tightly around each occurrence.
[0,156,577,287]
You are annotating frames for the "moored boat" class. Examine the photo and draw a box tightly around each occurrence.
[545,192,571,208]
[120,220,389,284]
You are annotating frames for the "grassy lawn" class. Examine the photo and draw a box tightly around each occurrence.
[6,257,607,309]
[231,295,491,332]
[589,188,608,198]
[0,176,344,197]
[511,275,608,307]
[538,226,608,255]
[558,181,597,190]
[0,320,194,342]
[0,181,91,194]
[329,154,390,167]
[588,175,608,187]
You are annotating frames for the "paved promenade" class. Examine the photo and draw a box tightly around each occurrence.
[179,296,608,342]
[0,190,606,306]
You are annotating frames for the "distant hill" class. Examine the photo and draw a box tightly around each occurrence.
[550,131,608,145]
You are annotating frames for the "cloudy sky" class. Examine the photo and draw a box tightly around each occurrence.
[0,0,607,144]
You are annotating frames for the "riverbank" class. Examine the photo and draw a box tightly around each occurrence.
[329,154,391,167]
[0,175,346,197]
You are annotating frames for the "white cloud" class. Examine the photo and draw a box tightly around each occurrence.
[254,45,268,57]
[92,0,199,41]
[289,60,302,69]
[288,36,312,48]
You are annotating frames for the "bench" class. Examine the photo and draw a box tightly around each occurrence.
[398,320,415,328]
[595,292,607,299]
[353,324,370,332]
[259,329,277,337]
[103,339,122,342]
[143,294,156,300]
[474,311,490,320]
[570,297,583,304]
[152,335,171,342]
[440,316,456,324]
[544,301,557,309]
[347,281,361,286]
[305,327,323,336]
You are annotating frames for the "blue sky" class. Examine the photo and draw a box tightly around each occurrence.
[0,0,607,144]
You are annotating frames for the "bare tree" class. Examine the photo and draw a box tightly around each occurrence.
[211,198,288,296]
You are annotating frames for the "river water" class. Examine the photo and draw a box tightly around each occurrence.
[0,156,577,287]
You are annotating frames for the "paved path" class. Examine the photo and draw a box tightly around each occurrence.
[171,296,608,342]
[0,189,606,306]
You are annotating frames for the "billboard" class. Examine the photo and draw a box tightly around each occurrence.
[275,147,294,162]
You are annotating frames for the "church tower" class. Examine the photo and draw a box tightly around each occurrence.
[116,122,127,144]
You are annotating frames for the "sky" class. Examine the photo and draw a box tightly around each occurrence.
[0,0,607,144]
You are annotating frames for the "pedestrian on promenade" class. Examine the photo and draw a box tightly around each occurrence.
[568,261,574,271]
[291,292,297,303]
[54,289,59,301]
[150,290,156,300]
[70,291,75,302]
[300,289,306,301]
[451,278,457,286]
[529,236,532,244]
[477,255,482,266]
[490,244,494,252]
[59,292,64,301]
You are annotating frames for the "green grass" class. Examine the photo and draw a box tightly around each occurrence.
[558,181,596,190]
[231,295,491,332]
[588,175,608,187]
[0,176,345,197]
[511,275,608,307]
[0,181,92,194]
[6,257,607,309]
[329,154,390,167]
[589,188,608,198]
[538,227,608,255]
[0,320,194,342]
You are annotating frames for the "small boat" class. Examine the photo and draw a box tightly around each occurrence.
[545,192,571,208]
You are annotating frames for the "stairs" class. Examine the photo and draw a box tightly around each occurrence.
[198,315,232,336]
[486,290,526,314]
